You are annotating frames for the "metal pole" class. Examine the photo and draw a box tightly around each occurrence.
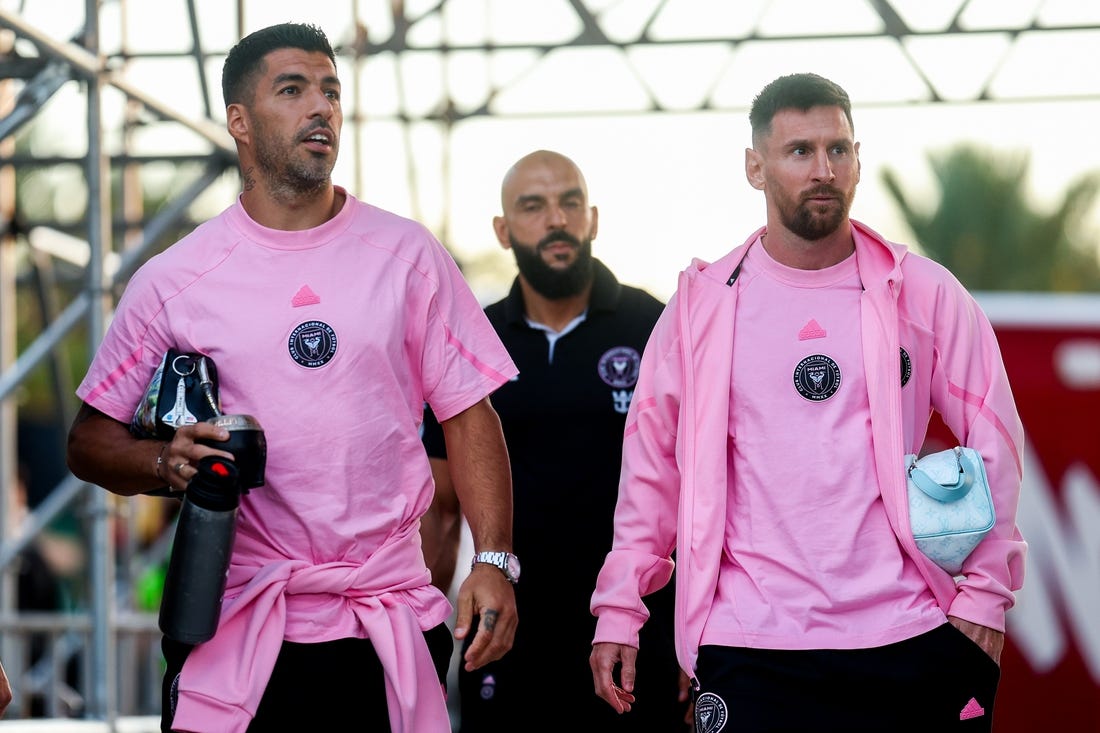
[0,22,17,621]
[83,0,116,723]
[0,162,230,404]
[0,7,235,158]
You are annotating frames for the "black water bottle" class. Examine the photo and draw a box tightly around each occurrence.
[159,455,241,644]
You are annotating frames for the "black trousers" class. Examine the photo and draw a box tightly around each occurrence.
[693,623,1000,733]
[161,623,453,732]
[455,620,690,732]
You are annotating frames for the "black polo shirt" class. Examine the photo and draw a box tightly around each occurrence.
[424,259,688,727]
[424,258,664,603]
[423,260,683,700]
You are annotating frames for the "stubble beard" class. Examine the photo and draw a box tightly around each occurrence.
[252,118,336,201]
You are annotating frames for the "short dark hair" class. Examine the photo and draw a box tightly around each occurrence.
[221,23,337,107]
[749,73,853,145]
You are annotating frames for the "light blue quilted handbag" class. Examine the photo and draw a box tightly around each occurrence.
[905,447,995,574]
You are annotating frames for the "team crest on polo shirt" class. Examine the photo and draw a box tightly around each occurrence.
[899,346,912,387]
[288,320,338,368]
[694,692,728,733]
[597,346,641,388]
[793,354,841,401]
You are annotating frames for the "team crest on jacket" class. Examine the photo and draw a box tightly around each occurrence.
[793,354,841,401]
[694,692,728,733]
[597,346,642,388]
[900,346,912,387]
[288,320,337,368]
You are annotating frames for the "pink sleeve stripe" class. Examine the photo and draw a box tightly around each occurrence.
[947,382,1022,469]
[446,329,513,383]
[623,396,657,438]
[83,348,145,403]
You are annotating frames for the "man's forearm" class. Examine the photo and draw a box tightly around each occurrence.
[67,403,230,496]
[440,397,512,552]
[423,457,462,591]
[67,403,168,496]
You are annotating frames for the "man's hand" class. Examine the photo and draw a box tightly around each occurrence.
[948,615,1004,665]
[159,423,234,492]
[66,403,231,496]
[590,642,639,714]
[679,669,694,727]
[454,564,517,671]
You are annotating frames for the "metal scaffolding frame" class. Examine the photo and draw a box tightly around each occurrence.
[1,0,1098,723]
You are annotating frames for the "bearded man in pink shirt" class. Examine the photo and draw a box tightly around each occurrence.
[589,73,1025,732]
[67,22,517,733]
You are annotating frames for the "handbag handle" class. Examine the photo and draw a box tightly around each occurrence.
[907,446,976,502]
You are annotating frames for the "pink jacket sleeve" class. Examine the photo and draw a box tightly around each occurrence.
[591,296,682,648]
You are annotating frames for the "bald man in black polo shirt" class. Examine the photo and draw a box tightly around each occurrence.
[421,150,689,731]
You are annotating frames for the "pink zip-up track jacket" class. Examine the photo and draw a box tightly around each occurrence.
[590,221,1026,678]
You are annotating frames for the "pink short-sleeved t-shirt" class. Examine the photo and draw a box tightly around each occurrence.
[77,189,517,638]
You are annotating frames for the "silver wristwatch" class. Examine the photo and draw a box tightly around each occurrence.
[471,551,521,584]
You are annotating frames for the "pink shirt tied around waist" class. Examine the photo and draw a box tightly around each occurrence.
[170,529,449,733]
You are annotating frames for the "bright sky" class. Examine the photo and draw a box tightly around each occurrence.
[6,0,1099,303]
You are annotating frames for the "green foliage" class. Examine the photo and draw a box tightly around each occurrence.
[10,113,215,417]
[880,145,1100,292]
[13,281,91,419]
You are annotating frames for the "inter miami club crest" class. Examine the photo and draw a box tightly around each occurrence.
[478,673,496,701]
[694,692,728,733]
[597,346,641,388]
[793,354,841,401]
[288,320,338,368]
[598,346,642,415]
[899,346,912,387]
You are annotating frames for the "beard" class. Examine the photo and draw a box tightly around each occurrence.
[777,184,853,241]
[252,117,336,198]
[510,230,594,299]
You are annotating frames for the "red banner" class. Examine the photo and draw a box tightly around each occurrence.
[929,295,1100,731]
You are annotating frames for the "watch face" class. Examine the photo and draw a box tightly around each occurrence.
[506,554,521,581]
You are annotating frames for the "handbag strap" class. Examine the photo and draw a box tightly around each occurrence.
[908,446,976,502]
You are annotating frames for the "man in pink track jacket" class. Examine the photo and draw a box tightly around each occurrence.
[589,73,1025,732]
[67,22,517,733]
